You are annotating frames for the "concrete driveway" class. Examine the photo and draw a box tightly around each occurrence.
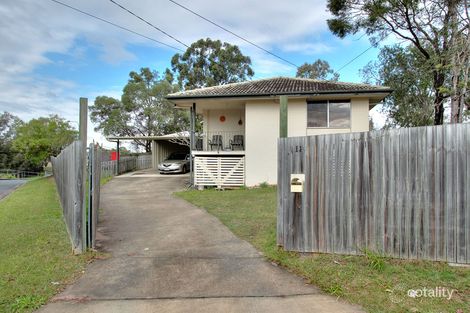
[38,176,363,313]
[0,179,26,200]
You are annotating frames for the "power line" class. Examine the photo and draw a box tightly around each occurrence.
[49,0,185,52]
[335,45,375,73]
[335,34,390,74]
[109,0,189,49]
[107,0,262,80]
[168,0,300,69]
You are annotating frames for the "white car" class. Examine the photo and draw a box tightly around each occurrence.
[158,153,190,174]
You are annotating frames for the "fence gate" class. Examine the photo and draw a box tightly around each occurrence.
[87,143,102,249]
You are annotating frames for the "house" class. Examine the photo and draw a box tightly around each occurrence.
[166,77,391,187]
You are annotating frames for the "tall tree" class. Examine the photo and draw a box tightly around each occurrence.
[327,0,469,125]
[171,38,254,90]
[361,45,434,127]
[90,68,189,152]
[12,115,77,168]
[296,59,339,81]
[0,112,23,169]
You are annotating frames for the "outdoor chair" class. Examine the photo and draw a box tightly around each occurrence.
[230,135,244,150]
[195,138,203,151]
[208,135,223,151]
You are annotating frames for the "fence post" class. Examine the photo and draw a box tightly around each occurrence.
[87,143,93,249]
[79,97,88,253]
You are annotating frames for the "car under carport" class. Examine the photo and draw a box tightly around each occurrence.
[106,133,190,171]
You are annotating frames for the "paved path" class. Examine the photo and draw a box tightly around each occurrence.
[38,176,363,313]
[0,179,26,200]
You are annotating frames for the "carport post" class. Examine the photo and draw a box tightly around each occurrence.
[116,139,120,175]
[280,95,288,138]
[190,103,196,186]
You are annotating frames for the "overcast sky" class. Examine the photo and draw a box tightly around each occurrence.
[0,0,385,148]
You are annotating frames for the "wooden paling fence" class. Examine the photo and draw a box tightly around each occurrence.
[87,144,102,249]
[52,141,102,253]
[277,124,470,264]
[51,141,86,253]
[100,154,152,178]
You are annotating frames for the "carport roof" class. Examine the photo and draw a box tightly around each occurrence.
[106,132,189,141]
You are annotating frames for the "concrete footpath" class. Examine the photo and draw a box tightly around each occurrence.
[38,176,363,313]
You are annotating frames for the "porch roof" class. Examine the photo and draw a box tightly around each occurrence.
[166,77,392,101]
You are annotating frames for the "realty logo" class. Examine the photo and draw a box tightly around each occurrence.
[407,287,456,300]
[388,284,457,303]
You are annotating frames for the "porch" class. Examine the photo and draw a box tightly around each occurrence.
[194,131,245,154]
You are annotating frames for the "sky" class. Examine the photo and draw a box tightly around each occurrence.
[0,0,387,149]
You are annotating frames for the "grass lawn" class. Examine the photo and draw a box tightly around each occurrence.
[176,186,470,313]
[0,177,95,313]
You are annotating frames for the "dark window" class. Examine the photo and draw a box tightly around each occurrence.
[167,153,187,160]
[307,100,350,128]
[307,101,327,127]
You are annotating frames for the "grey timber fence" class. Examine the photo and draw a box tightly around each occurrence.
[101,160,116,179]
[52,141,103,253]
[100,154,152,178]
[277,124,470,264]
[87,143,102,249]
[51,141,86,253]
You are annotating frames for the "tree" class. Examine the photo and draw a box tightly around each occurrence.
[170,38,254,90]
[0,112,23,169]
[361,45,434,127]
[327,0,469,125]
[90,68,189,152]
[296,59,339,81]
[12,115,77,168]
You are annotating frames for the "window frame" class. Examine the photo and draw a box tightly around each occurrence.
[307,99,351,129]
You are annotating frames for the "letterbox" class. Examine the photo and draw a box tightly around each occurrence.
[290,174,304,193]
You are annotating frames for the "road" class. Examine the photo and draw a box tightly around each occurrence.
[0,179,26,200]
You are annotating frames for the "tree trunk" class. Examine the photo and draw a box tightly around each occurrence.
[450,66,461,123]
[433,72,446,125]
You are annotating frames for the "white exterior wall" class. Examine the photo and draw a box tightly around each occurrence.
[204,109,245,133]
[202,109,245,149]
[245,100,279,186]
[245,97,371,186]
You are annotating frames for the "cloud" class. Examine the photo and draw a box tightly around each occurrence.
[0,0,341,148]
[281,42,333,55]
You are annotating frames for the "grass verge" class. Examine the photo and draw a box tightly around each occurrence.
[176,186,470,313]
[0,178,96,313]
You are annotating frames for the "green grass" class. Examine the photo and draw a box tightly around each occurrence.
[176,187,470,313]
[100,175,113,186]
[0,178,95,313]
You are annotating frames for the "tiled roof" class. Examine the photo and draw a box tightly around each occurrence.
[166,77,391,100]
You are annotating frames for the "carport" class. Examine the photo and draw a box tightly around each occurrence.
[106,133,190,170]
